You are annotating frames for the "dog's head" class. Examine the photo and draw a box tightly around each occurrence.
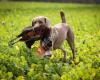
[32,16,50,28]
[32,16,51,38]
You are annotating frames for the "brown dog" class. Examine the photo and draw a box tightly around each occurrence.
[31,11,76,62]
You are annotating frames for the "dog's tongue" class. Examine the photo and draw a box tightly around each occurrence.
[37,46,45,57]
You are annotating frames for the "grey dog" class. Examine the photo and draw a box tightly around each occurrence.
[31,11,76,62]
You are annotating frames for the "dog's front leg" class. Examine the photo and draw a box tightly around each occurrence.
[59,47,67,62]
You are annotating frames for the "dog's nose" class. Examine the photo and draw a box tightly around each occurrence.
[34,22,40,28]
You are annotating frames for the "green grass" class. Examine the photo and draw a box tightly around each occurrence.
[0,2,100,80]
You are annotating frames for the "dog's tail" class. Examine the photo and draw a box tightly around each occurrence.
[60,11,66,23]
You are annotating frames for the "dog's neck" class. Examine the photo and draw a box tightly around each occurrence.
[40,27,52,50]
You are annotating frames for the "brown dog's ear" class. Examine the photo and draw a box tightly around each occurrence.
[32,19,36,26]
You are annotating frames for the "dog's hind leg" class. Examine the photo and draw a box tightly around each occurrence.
[66,28,76,61]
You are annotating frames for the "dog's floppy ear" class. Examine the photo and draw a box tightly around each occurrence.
[44,17,50,27]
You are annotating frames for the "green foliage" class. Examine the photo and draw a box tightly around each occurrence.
[0,2,100,80]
